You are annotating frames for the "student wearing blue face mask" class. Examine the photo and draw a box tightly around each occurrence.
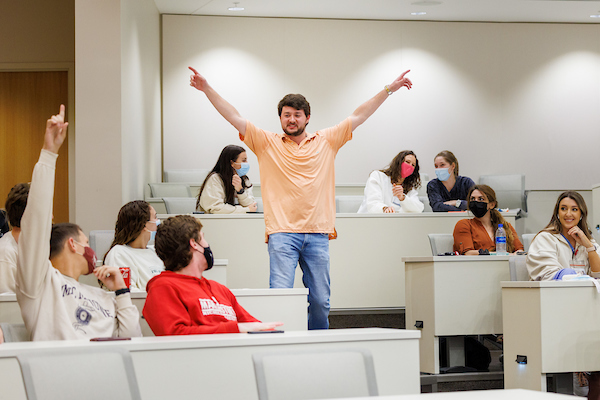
[196,145,257,213]
[104,200,165,291]
[427,150,475,212]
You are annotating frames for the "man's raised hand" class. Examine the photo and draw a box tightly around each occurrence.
[43,104,68,154]
[388,70,412,93]
[189,67,208,92]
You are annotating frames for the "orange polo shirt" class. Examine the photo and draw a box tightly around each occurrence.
[242,118,352,237]
[453,218,524,254]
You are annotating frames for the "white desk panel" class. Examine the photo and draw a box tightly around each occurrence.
[503,281,600,392]
[159,212,517,309]
[0,288,309,337]
[0,328,421,400]
[321,388,575,400]
[404,255,515,374]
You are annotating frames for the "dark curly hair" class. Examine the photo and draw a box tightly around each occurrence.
[380,150,421,194]
[5,182,30,228]
[155,215,203,272]
[277,94,311,117]
[105,200,151,259]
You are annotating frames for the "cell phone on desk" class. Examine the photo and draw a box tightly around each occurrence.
[90,337,132,342]
[247,330,284,334]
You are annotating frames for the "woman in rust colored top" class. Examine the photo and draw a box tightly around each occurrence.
[453,184,523,255]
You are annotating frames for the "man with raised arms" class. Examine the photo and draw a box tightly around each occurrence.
[16,105,142,341]
[189,68,413,329]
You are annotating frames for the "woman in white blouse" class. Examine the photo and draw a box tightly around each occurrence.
[357,150,424,214]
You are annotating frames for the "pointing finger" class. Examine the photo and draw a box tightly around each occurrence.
[188,66,199,75]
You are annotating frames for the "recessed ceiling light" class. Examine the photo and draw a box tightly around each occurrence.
[411,12,427,16]
[591,14,600,18]
[228,2,244,11]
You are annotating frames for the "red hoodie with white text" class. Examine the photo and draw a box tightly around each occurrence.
[143,271,259,336]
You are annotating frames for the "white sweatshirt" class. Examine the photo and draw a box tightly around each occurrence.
[16,150,142,341]
[198,173,255,214]
[526,231,600,281]
[0,231,17,294]
[357,170,424,214]
[104,245,164,291]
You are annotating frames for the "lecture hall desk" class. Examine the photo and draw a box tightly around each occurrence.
[0,288,309,336]
[159,212,517,310]
[404,255,518,374]
[503,280,600,391]
[0,328,421,400]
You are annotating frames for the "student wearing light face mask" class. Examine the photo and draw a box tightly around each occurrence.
[427,150,475,212]
[357,150,424,214]
[104,200,165,291]
[196,145,257,213]
[453,184,523,255]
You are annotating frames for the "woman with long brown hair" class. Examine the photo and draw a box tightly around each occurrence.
[453,184,523,255]
[527,191,600,281]
[357,150,424,213]
[104,200,164,290]
[196,145,257,214]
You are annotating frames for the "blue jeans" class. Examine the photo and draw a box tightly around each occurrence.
[268,233,330,330]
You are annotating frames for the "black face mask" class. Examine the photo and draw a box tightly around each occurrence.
[203,245,214,271]
[469,201,489,218]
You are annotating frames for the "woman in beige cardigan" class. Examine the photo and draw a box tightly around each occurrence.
[196,145,257,214]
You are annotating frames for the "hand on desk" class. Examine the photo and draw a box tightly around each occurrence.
[238,321,283,333]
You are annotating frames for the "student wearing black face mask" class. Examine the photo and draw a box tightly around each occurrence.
[453,185,523,255]
[143,215,283,335]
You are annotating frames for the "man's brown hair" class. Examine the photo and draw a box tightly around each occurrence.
[5,183,30,228]
[155,215,203,272]
[277,94,311,117]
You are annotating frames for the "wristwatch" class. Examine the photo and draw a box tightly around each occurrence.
[456,199,462,208]
[236,188,245,195]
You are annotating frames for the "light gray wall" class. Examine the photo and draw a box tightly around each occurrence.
[162,16,600,191]
[121,0,162,204]
[75,0,161,233]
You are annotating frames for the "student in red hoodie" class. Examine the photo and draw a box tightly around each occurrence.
[143,215,282,335]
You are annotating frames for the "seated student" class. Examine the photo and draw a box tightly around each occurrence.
[427,150,475,212]
[16,105,141,341]
[143,215,282,335]
[0,183,29,294]
[453,184,523,255]
[0,209,8,237]
[196,145,257,213]
[357,150,424,213]
[527,191,600,281]
[104,200,164,290]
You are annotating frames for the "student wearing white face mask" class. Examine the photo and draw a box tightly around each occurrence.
[357,150,424,214]
[427,150,475,212]
[104,201,165,291]
[196,145,257,213]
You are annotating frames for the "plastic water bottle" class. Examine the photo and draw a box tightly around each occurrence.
[495,224,507,255]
